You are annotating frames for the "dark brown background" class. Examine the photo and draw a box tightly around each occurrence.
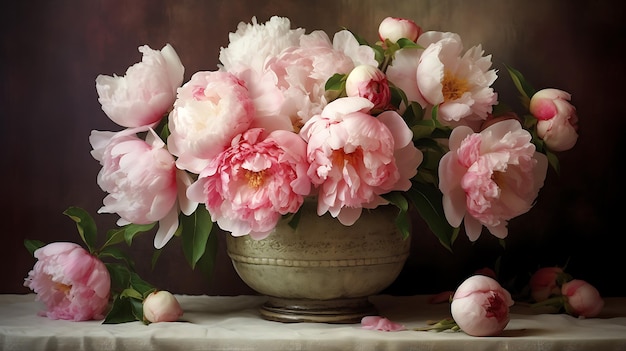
[2,0,625,297]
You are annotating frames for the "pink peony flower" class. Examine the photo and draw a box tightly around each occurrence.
[451,275,514,336]
[143,290,183,323]
[387,31,498,129]
[96,44,184,128]
[438,119,548,241]
[263,29,377,133]
[218,16,303,133]
[186,128,311,240]
[530,89,579,152]
[167,71,255,174]
[529,266,565,302]
[345,64,391,111]
[561,279,604,318]
[24,242,110,321]
[90,128,195,248]
[218,16,305,75]
[300,97,422,225]
[361,316,406,331]
[378,17,422,43]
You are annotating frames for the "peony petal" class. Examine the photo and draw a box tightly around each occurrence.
[153,207,179,249]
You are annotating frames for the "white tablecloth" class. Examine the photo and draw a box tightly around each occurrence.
[1,294,625,351]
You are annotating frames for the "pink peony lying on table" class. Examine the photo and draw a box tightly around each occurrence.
[529,266,565,302]
[562,279,604,318]
[24,242,110,321]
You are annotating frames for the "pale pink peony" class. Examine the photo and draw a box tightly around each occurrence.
[451,275,514,336]
[529,266,565,302]
[378,17,422,43]
[186,128,311,240]
[387,31,498,129]
[530,88,579,152]
[90,128,195,249]
[24,242,110,321]
[438,119,548,241]
[263,29,377,133]
[300,97,422,225]
[361,316,406,331]
[96,44,184,128]
[345,64,391,111]
[167,71,255,174]
[218,16,305,74]
[561,279,604,318]
[143,290,183,323]
[218,16,303,130]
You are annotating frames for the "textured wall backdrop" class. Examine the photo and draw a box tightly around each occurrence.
[2,0,624,296]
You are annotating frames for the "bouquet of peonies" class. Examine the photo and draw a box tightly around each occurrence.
[25,15,579,325]
[90,15,577,249]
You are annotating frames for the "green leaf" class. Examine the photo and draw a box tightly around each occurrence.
[151,249,163,270]
[407,182,455,251]
[99,246,134,268]
[180,206,213,269]
[105,262,132,293]
[431,104,440,121]
[63,207,98,253]
[382,192,412,239]
[130,297,145,324]
[155,113,171,141]
[24,239,46,257]
[103,295,140,324]
[411,123,436,141]
[324,73,346,92]
[102,227,127,249]
[546,150,561,175]
[120,287,143,300]
[389,85,409,111]
[287,209,302,230]
[372,44,385,66]
[397,38,421,49]
[505,64,536,108]
[129,272,156,297]
[324,73,347,102]
[193,232,219,279]
[123,223,156,246]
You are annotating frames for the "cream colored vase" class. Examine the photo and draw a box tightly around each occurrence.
[226,200,411,323]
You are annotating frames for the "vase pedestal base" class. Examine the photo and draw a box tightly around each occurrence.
[260,296,377,324]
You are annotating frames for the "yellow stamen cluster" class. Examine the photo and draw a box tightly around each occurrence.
[55,282,72,294]
[331,148,361,168]
[442,70,470,102]
[246,170,266,188]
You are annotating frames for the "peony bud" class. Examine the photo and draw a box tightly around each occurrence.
[143,290,183,323]
[345,65,391,110]
[561,279,604,318]
[378,17,422,43]
[529,267,565,302]
[529,88,579,151]
[450,275,514,336]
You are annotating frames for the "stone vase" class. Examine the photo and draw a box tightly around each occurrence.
[226,199,411,323]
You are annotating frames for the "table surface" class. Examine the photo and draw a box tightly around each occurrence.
[1,294,625,351]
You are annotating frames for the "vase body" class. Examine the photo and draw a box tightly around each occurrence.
[226,200,411,323]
